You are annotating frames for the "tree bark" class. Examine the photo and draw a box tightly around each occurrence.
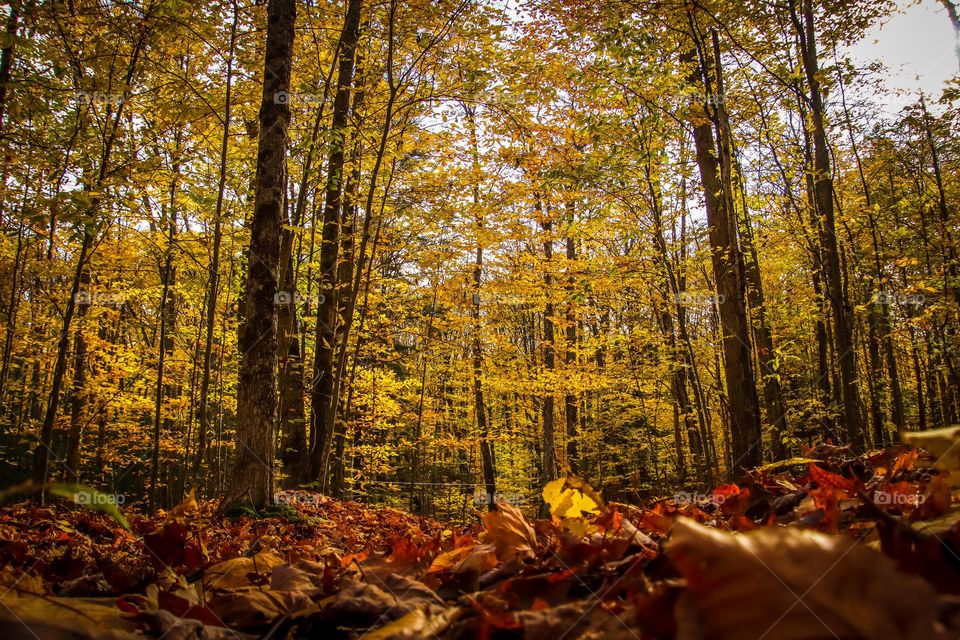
[686,24,762,475]
[222,0,296,510]
[63,267,90,482]
[718,40,787,459]
[0,0,29,138]
[309,0,362,484]
[466,104,495,509]
[791,0,863,448]
[539,197,557,497]
[563,201,579,474]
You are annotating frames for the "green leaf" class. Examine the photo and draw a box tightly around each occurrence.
[46,483,131,531]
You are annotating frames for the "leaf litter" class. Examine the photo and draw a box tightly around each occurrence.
[1,444,960,638]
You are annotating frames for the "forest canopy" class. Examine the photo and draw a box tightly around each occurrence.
[0,0,957,519]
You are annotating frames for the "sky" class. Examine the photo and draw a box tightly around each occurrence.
[846,0,958,109]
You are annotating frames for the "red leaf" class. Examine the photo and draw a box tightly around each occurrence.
[807,463,859,493]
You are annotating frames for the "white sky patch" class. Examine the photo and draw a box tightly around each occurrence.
[845,0,958,110]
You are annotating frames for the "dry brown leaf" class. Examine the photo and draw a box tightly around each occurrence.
[482,500,537,562]
[0,591,140,636]
[270,560,327,592]
[427,542,499,575]
[0,567,45,595]
[139,609,255,640]
[364,605,460,640]
[902,426,960,471]
[203,551,284,590]
[667,518,940,640]
[206,588,312,627]
[168,489,199,520]
[516,600,641,640]
[312,574,444,631]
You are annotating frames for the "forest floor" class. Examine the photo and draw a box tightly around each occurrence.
[2,439,960,639]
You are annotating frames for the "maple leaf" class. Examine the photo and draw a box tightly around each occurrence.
[542,477,602,520]
[667,518,939,640]
[483,500,536,562]
[807,463,860,493]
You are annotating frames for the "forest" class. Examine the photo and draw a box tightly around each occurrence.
[1,0,960,638]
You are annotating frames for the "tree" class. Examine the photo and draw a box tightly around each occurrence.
[686,15,763,474]
[222,0,297,510]
[309,0,363,486]
[790,0,863,449]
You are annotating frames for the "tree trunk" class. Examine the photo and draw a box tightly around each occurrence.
[686,24,762,475]
[277,232,307,487]
[222,0,296,511]
[539,197,557,499]
[0,0,29,138]
[309,0,362,484]
[563,201,579,474]
[719,36,787,460]
[35,231,91,484]
[466,104,495,509]
[151,224,175,510]
[791,0,863,449]
[63,267,90,482]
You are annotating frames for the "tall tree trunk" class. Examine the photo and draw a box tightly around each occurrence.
[686,26,762,475]
[563,200,579,474]
[539,197,557,504]
[277,18,338,487]
[920,96,960,421]
[309,0,362,484]
[466,104,495,509]
[63,268,90,482]
[0,219,25,419]
[222,0,296,510]
[151,157,180,508]
[715,30,788,460]
[151,218,175,510]
[277,231,307,487]
[34,232,91,484]
[791,0,863,449]
[329,48,367,496]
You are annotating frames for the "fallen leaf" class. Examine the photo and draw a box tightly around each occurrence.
[667,517,939,639]
[902,426,960,471]
[483,500,536,562]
